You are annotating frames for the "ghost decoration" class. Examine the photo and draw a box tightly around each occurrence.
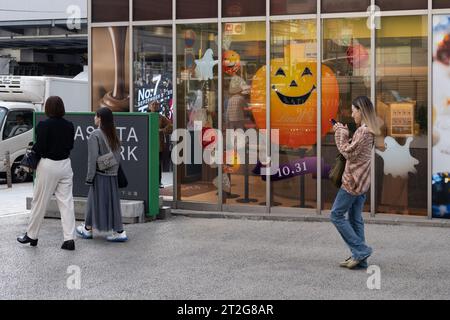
[195,49,218,81]
[375,136,419,178]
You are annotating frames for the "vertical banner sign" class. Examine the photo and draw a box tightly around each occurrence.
[432,15,450,218]
[35,112,159,217]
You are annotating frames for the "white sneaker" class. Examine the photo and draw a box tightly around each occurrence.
[106,231,128,242]
[76,224,92,239]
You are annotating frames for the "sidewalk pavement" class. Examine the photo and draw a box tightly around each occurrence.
[1,182,450,300]
[1,210,450,299]
[0,181,32,217]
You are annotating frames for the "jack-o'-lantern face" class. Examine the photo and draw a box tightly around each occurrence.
[250,59,339,148]
[223,50,241,75]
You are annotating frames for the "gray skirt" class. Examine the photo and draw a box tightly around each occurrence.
[85,174,123,232]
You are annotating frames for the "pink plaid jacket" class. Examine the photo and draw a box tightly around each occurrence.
[334,124,374,195]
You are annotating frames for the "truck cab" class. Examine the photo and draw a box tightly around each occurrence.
[0,102,36,182]
[0,73,88,182]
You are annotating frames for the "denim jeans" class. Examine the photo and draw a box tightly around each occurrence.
[331,188,372,265]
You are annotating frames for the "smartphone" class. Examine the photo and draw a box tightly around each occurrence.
[330,118,337,125]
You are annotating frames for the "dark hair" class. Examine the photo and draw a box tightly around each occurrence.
[45,96,65,118]
[96,107,120,151]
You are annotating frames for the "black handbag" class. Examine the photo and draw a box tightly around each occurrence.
[329,153,346,188]
[117,165,128,189]
[20,148,41,170]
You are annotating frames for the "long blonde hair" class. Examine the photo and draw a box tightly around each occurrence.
[352,96,381,136]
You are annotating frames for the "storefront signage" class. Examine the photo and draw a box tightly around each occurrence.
[35,112,159,216]
[253,157,331,181]
[224,23,246,36]
[136,74,173,119]
[432,15,450,218]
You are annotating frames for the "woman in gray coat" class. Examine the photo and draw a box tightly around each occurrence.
[76,107,127,242]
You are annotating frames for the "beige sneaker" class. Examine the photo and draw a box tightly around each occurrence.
[345,258,361,269]
[339,257,352,267]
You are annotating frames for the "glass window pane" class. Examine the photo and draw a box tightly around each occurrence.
[376,16,428,216]
[133,0,172,21]
[177,0,217,19]
[432,15,450,218]
[269,20,317,208]
[92,27,130,112]
[223,0,265,17]
[375,0,427,11]
[271,0,316,15]
[321,0,370,13]
[92,0,129,23]
[133,26,173,197]
[434,0,450,9]
[223,21,266,206]
[176,24,219,203]
[322,18,371,211]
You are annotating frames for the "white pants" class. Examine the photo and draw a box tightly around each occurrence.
[27,158,75,241]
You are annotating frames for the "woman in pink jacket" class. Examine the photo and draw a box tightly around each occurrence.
[331,96,380,269]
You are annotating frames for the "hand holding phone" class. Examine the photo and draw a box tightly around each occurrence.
[330,118,337,125]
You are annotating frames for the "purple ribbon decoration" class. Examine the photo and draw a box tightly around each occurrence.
[252,157,331,181]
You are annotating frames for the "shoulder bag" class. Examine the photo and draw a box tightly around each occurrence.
[96,131,118,171]
[329,153,346,189]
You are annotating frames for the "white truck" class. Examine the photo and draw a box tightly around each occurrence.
[0,72,88,182]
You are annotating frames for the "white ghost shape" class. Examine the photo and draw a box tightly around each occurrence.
[195,49,218,81]
[375,136,419,178]
[438,205,448,217]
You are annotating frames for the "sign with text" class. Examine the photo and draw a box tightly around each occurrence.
[35,112,158,216]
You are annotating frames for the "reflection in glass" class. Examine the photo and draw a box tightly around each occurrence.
[223,0,265,17]
[270,20,317,209]
[176,24,219,203]
[322,18,371,211]
[133,26,173,198]
[222,21,266,206]
[133,0,172,21]
[92,0,129,23]
[434,0,450,9]
[271,0,316,15]
[321,0,370,13]
[177,0,218,19]
[375,16,428,216]
[375,0,427,10]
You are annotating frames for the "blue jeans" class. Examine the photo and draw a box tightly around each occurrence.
[331,188,372,266]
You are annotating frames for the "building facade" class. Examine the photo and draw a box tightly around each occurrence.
[89,0,450,219]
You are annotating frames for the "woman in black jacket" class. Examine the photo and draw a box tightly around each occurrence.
[17,96,76,250]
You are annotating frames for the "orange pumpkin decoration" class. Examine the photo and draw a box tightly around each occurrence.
[250,60,339,148]
[223,50,241,75]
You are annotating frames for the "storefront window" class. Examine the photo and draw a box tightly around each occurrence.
[223,0,265,17]
[92,27,130,112]
[133,0,172,21]
[176,24,219,203]
[269,20,317,208]
[177,0,218,19]
[375,0,427,11]
[321,0,370,13]
[432,15,450,219]
[133,26,173,196]
[223,21,266,207]
[271,0,316,15]
[375,16,428,216]
[322,18,371,211]
[92,0,129,23]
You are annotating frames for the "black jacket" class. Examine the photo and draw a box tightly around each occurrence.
[32,117,75,161]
